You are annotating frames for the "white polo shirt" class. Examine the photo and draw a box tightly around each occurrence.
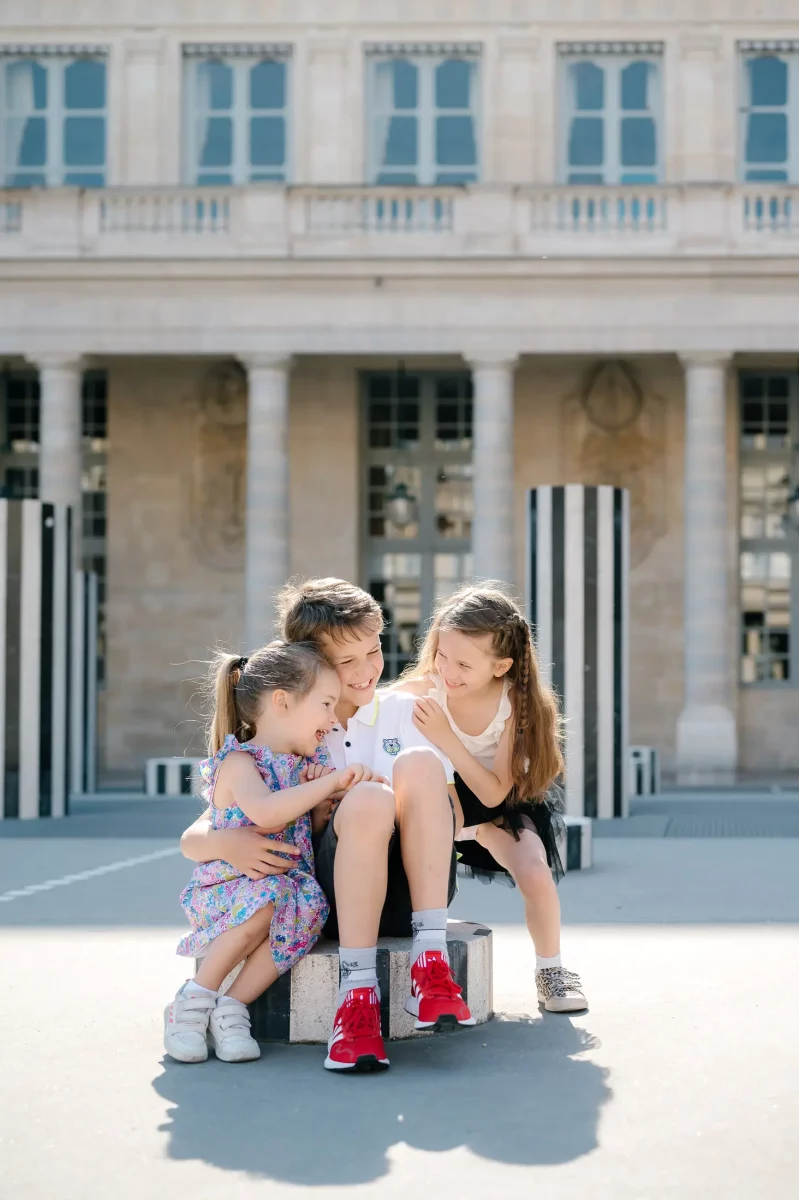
[325,690,454,785]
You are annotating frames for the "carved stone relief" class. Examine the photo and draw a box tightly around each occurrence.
[562,361,667,568]
[186,362,247,569]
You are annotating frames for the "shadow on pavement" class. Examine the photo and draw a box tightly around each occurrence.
[152,1014,610,1185]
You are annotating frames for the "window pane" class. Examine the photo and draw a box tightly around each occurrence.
[197,60,233,110]
[64,116,105,166]
[621,116,656,166]
[6,115,47,167]
[64,59,105,109]
[748,55,788,107]
[391,60,418,109]
[436,115,476,166]
[745,113,788,164]
[381,115,417,167]
[5,60,47,110]
[569,116,604,167]
[250,116,284,166]
[621,61,651,110]
[435,59,472,108]
[571,61,604,111]
[250,60,285,110]
[198,116,232,167]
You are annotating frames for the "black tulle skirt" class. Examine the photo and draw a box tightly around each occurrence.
[454,774,566,886]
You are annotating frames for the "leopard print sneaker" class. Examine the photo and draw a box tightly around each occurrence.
[536,966,588,1013]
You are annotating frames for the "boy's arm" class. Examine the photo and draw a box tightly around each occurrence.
[180,807,302,881]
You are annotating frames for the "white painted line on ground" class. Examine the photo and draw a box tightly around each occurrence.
[0,846,182,903]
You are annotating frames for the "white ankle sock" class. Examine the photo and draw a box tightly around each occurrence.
[184,980,217,998]
[536,953,562,971]
[411,908,449,965]
[338,946,378,1002]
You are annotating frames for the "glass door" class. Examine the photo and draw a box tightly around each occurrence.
[362,370,474,679]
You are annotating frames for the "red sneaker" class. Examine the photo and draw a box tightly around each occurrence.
[324,987,390,1072]
[406,950,476,1031]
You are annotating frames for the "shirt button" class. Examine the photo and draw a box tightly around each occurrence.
[345,741,351,748]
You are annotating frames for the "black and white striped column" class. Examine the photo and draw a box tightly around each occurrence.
[70,571,99,797]
[0,501,73,820]
[527,485,630,820]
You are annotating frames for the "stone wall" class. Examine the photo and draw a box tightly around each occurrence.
[100,353,796,781]
[103,356,360,779]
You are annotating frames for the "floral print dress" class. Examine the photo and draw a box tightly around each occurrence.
[177,734,329,972]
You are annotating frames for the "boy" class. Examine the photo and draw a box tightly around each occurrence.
[180,578,472,1072]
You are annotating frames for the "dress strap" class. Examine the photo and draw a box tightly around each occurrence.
[197,734,264,807]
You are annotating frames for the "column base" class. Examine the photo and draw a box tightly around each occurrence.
[676,704,737,785]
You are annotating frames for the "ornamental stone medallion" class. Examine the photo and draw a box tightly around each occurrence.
[564,360,667,567]
[186,362,247,569]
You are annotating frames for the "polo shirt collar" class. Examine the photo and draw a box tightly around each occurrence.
[351,696,379,727]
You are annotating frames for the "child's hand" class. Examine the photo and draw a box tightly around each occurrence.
[333,763,389,792]
[412,697,454,749]
[310,797,335,834]
[300,762,336,784]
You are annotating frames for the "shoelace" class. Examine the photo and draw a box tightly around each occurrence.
[214,1001,252,1036]
[339,993,380,1038]
[539,968,583,997]
[415,957,462,1000]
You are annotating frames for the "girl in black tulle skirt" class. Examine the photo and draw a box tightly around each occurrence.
[393,584,587,1013]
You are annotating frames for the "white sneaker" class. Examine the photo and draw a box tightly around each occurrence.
[208,996,261,1063]
[164,982,216,1063]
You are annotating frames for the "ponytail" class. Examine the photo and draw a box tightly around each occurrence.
[209,653,250,754]
[207,641,330,755]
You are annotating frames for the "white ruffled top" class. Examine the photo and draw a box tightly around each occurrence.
[427,674,512,770]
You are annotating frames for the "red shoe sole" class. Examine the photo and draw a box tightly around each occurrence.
[413,1013,476,1032]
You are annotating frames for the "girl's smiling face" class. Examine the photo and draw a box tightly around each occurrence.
[434,628,512,697]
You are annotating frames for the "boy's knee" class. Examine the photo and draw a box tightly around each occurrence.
[335,781,395,839]
[393,746,446,785]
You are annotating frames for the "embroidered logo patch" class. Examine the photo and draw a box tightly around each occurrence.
[383,738,401,756]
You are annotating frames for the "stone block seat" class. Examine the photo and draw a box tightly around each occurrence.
[224,920,493,1044]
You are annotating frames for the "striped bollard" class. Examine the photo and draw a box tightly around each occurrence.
[71,571,99,797]
[527,485,630,820]
[0,501,73,820]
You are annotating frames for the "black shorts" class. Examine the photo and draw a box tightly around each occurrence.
[313,815,458,940]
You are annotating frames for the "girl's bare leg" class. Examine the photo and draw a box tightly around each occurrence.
[194,903,274,990]
[226,934,280,1004]
[476,823,561,958]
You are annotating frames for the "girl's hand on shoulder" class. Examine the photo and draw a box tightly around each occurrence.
[412,697,453,748]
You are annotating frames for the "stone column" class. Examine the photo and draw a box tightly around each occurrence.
[676,353,737,783]
[468,354,518,583]
[36,355,83,564]
[242,355,293,649]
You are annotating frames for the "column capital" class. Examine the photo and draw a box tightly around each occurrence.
[29,353,85,374]
[466,351,520,372]
[678,351,732,371]
[239,353,294,375]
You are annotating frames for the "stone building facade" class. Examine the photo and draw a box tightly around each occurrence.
[2,1,799,784]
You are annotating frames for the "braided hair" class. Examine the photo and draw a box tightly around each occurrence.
[404,584,564,803]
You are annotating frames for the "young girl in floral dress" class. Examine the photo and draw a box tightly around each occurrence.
[394,584,588,1013]
[165,640,374,1064]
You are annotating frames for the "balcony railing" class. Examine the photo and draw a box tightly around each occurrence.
[2,183,799,260]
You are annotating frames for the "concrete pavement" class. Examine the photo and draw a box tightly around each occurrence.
[1,810,798,1199]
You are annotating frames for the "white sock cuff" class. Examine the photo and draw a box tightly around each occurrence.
[536,953,562,970]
